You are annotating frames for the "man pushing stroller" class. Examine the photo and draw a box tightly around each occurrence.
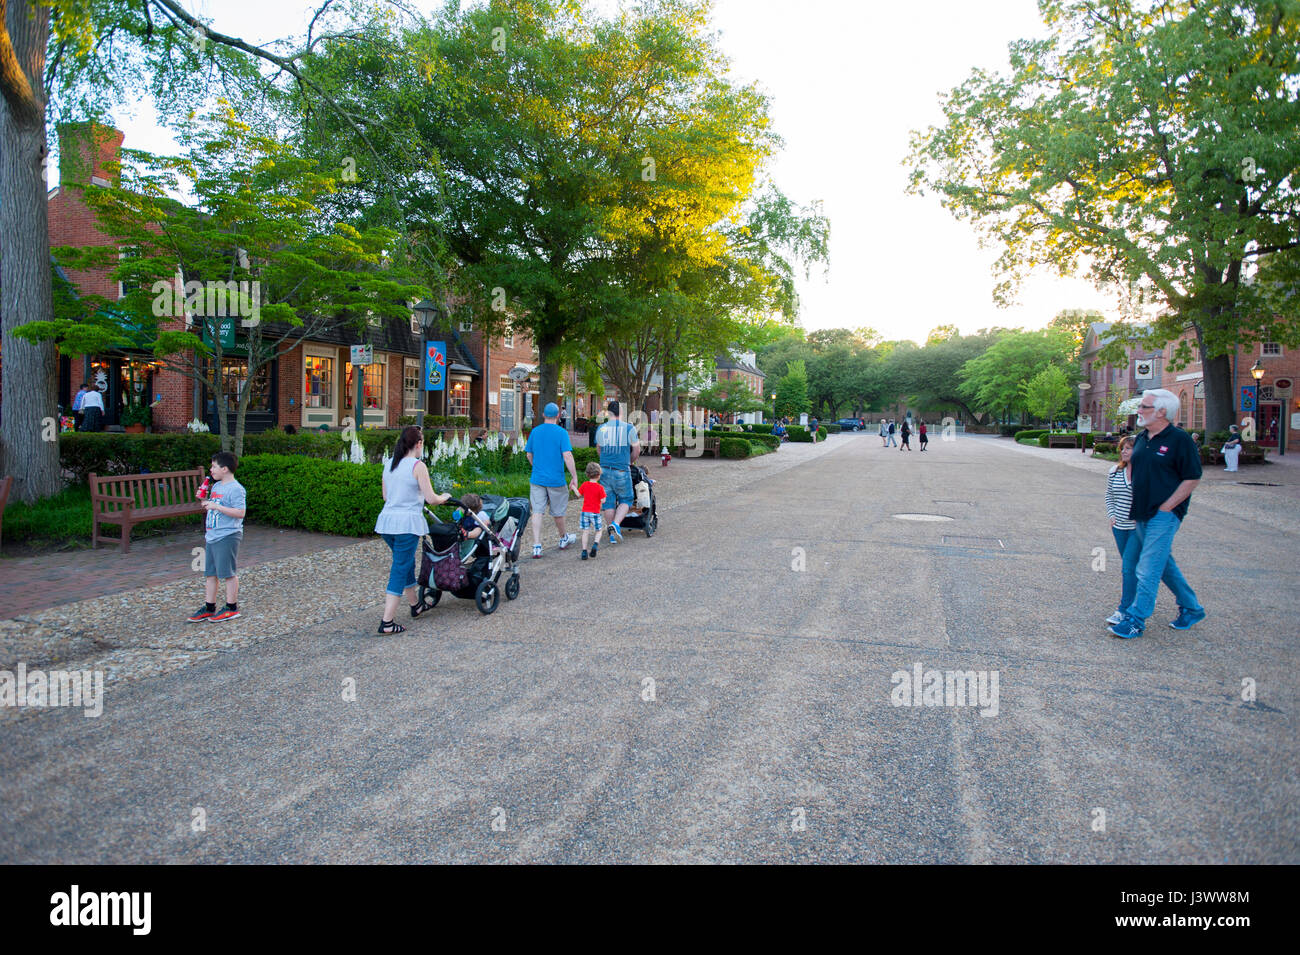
[595,400,641,545]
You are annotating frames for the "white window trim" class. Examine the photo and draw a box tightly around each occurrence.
[460,320,474,332]
[1262,342,1283,357]
[502,333,514,348]
[303,345,339,419]
[403,358,423,413]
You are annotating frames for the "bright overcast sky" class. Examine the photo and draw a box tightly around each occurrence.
[80,0,1124,344]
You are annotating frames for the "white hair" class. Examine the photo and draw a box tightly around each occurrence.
[1142,388,1180,422]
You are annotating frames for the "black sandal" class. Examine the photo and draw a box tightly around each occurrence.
[409,598,435,619]
[377,619,406,634]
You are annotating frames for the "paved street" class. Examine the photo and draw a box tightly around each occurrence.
[2,434,1296,863]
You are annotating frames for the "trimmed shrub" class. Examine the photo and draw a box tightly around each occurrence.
[1014,429,1047,442]
[787,425,812,442]
[237,455,384,536]
[747,441,770,456]
[816,427,827,440]
[1093,441,1117,455]
[747,433,781,450]
[720,437,751,458]
[571,447,601,472]
[825,423,841,434]
[748,423,774,434]
[59,432,222,485]
[999,425,1021,436]
[1035,432,1095,448]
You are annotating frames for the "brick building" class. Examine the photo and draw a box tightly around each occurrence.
[1080,320,1298,454]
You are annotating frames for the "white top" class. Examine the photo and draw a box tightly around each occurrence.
[81,390,105,411]
[374,455,428,536]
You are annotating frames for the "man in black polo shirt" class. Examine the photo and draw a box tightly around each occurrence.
[1109,388,1206,638]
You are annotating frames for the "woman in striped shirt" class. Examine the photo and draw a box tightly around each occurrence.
[1104,435,1138,626]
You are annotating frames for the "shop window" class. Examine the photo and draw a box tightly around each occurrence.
[221,358,271,413]
[404,361,422,412]
[449,380,470,418]
[305,356,334,408]
[345,361,385,410]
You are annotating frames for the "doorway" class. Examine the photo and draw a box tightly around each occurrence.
[1258,402,1281,448]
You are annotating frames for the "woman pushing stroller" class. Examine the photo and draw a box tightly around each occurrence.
[374,425,452,634]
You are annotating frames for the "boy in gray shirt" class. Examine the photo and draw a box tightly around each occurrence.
[188,451,247,622]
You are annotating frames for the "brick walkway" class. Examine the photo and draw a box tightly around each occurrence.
[0,525,360,619]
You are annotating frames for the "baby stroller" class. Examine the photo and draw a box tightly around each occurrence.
[417,495,531,614]
[617,463,658,537]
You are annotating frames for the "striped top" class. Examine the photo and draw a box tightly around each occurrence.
[1105,466,1136,530]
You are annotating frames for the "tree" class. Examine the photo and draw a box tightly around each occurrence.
[775,358,811,419]
[17,106,419,455]
[2,0,425,500]
[885,329,1002,420]
[1022,364,1074,428]
[958,328,1075,423]
[1097,381,1132,432]
[908,0,1300,433]
[694,377,765,419]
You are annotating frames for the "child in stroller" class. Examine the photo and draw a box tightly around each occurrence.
[417,493,531,615]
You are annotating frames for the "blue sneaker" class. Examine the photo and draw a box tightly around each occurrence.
[1169,607,1207,630]
[1108,615,1145,639]
[609,524,623,543]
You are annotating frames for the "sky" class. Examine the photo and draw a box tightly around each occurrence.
[75,0,1126,344]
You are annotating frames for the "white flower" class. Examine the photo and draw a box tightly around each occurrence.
[186,418,210,433]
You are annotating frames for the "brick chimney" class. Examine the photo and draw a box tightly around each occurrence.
[57,122,125,188]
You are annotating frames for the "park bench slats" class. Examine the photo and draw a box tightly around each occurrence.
[90,468,207,553]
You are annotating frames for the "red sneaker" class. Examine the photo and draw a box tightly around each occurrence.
[187,606,214,623]
[208,606,241,622]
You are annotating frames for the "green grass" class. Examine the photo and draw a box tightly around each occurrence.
[2,484,203,552]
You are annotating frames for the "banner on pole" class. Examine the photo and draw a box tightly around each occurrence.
[425,341,447,391]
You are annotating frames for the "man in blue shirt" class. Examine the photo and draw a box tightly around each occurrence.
[595,400,641,544]
[524,402,579,558]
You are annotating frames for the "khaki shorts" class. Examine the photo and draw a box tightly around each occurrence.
[530,483,569,517]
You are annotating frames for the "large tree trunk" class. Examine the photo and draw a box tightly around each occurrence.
[1196,324,1234,435]
[0,0,59,503]
[535,323,563,414]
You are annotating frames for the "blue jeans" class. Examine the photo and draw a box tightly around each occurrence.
[381,533,419,597]
[1123,511,1202,624]
[1111,526,1137,613]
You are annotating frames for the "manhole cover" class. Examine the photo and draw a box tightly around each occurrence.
[942,536,1005,549]
[893,513,955,522]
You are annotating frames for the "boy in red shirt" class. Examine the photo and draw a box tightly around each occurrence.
[577,462,606,560]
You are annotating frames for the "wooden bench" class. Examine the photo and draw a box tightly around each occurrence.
[90,469,207,553]
[1047,433,1079,448]
[676,435,721,459]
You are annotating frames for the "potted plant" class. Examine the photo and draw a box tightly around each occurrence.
[121,402,151,433]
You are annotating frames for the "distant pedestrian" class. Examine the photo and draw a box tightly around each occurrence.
[1221,425,1242,472]
[371,425,451,635]
[80,383,105,432]
[72,381,88,431]
[577,462,606,560]
[1108,389,1205,639]
[879,418,887,447]
[919,421,928,451]
[810,416,819,440]
[525,402,579,558]
[1103,435,1138,627]
[887,420,897,447]
[187,451,248,624]
[900,419,911,450]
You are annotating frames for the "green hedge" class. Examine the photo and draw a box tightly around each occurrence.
[1035,432,1096,448]
[720,437,751,458]
[746,423,774,434]
[1014,429,1047,442]
[825,424,842,434]
[1093,441,1117,455]
[786,425,812,442]
[747,440,771,456]
[60,433,223,485]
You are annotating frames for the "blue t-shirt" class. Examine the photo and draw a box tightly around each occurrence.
[596,419,638,470]
[524,422,572,487]
[205,478,246,542]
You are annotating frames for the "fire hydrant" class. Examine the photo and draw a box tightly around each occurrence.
[661,445,671,466]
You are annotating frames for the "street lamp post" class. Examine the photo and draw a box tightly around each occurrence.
[1250,358,1265,446]
[412,300,444,422]
[1077,381,1091,452]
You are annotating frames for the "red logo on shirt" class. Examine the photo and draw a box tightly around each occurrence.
[1158,445,1169,455]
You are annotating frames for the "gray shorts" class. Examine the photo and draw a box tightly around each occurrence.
[530,483,569,517]
[205,533,242,579]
